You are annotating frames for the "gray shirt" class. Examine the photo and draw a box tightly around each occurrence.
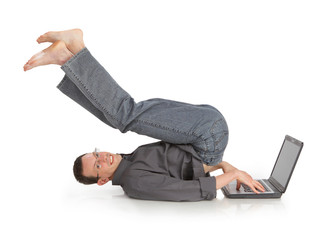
[113,141,217,201]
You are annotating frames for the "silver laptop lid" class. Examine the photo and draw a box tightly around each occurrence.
[269,135,304,193]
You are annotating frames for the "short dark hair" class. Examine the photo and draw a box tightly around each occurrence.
[73,153,97,185]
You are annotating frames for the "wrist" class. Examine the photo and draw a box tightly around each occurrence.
[215,170,239,190]
[219,162,225,172]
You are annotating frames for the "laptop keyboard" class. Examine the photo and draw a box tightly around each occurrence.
[242,180,271,193]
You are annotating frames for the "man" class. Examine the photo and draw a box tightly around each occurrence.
[24,29,264,201]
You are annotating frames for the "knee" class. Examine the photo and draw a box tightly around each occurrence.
[196,109,229,154]
[204,106,229,145]
[210,116,229,153]
[201,117,228,166]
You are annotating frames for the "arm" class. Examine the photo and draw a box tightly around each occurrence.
[215,169,265,193]
[204,162,265,193]
[215,171,237,189]
[203,161,237,173]
[122,171,217,202]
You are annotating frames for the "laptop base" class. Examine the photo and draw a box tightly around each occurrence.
[221,180,282,199]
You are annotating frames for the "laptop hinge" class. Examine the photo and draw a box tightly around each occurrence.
[269,177,285,193]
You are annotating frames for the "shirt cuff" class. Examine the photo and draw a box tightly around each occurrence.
[199,176,217,200]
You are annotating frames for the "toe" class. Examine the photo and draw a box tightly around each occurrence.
[36,36,43,43]
[36,34,47,43]
[23,60,34,71]
[36,31,56,43]
[37,34,50,43]
[24,50,47,70]
[23,64,32,71]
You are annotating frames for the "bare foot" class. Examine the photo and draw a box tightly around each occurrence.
[37,28,85,55]
[23,40,73,71]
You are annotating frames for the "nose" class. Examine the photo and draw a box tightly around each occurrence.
[99,152,109,164]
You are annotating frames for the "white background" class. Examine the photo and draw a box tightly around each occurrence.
[1,0,335,239]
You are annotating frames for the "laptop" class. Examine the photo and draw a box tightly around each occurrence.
[222,135,303,199]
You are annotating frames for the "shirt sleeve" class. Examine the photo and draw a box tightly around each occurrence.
[121,171,217,202]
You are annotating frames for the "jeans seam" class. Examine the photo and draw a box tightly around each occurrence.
[210,118,227,151]
[62,65,123,127]
[57,76,67,89]
[134,119,200,138]
[134,119,209,152]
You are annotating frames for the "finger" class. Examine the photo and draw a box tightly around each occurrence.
[254,182,265,192]
[250,184,260,194]
[254,181,265,192]
[259,183,265,192]
[251,180,263,190]
[236,180,241,190]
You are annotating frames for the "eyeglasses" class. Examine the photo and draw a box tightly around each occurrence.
[93,147,101,182]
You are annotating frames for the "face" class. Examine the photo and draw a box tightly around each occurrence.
[81,151,121,186]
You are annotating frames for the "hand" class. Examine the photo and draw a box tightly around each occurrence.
[235,170,265,194]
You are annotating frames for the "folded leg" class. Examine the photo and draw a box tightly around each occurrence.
[58,48,229,165]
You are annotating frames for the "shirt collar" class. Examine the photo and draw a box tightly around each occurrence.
[111,154,133,185]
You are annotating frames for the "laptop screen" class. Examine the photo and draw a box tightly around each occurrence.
[270,136,303,189]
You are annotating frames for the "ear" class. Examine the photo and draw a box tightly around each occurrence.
[97,177,110,186]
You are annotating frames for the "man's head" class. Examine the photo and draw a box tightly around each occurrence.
[73,150,122,186]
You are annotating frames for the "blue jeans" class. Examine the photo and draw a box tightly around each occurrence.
[58,47,229,166]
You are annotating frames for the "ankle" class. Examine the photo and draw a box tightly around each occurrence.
[69,43,85,55]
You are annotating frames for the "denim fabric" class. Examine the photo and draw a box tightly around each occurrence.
[59,47,229,166]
